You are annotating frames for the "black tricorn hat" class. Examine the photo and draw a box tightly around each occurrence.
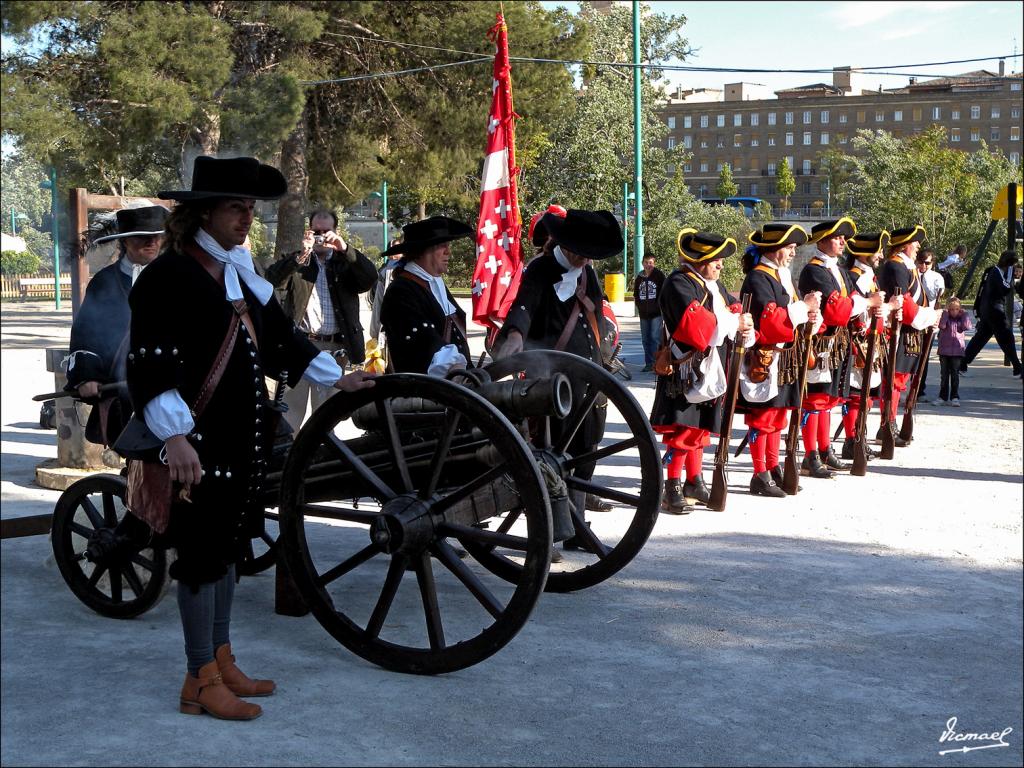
[543,209,623,260]
[807,216,857,244]
[748,223,808,249]
[846,231,891,259]
[158,156,287,201]
[382,216,474,257]
[888,225,926,247]
[678,230,737,263]
[93,205,169,244]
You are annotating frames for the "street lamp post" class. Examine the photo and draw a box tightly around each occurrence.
[632,0,644,276]
[39,166,60,309]
[9,208,29,235]
[622,182,630,277]
[381,179,389,248]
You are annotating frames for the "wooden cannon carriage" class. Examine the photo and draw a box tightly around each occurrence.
[49,351,662,674]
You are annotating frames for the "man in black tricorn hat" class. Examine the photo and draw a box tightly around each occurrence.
[495,208,624,543]
[124,156,375,721]
[379,215,475,375]
[66,204,169,446]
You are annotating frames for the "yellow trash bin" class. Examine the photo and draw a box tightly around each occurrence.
[604,272,625,304]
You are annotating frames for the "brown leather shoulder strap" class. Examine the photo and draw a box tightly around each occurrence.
[193,311,240,419]
[396,269,431,291]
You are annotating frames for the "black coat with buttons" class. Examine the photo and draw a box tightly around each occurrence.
[127,247,319,586]
[379,265,471,374]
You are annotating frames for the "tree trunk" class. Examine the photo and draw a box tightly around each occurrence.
[275,110,309,258]
[417,200,427,221]
[180,110,222,187]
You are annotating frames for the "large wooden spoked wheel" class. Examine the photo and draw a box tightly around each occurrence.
[50,474,168,618]
[278,374,552,675]
[476,350,662,593]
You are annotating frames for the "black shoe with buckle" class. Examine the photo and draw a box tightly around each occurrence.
[585,493,613,512]
[682,475,711,506]
[801,453,835,479]
[661,479,693,515]
[769,464,801,492]
[819,447,850,471]
[842,437,877,460]
[750,471,787,498]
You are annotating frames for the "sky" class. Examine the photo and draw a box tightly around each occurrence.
[539,0,1024,95]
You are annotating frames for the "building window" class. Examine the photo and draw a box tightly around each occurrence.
[717,135,725,148]
[991,106,1001,119]
[912,108,922,121]
[716,161,724,171]
[750,158,760,171]
[733,113,742,127]
[1011,127,1020,141]
[875,110,884,122]
[932,106,941,120]
[785,132,794,145]
[768,182,776,195]
[970,128,980,141]
[700,115,709,128]
[750,182,758,195]
[803,131,812,145]
[666,163,675,175]
[785,111,794,125]
[970,105,980,119]
[1012,82,1023,91]
[802,159,812,174]
[838,133,847,144]
[667,116,676,129]
[733,133,743,147]
[803,111,812,124]
[951,127,960,142]
[768,135,776,146]
[768,112,777,126]
[1012,107,1021,119]
[803,182,812,194]
[894,110,903,122]
[767,162,776,175]
[683,135,692,148]
[857,111,866,123]
[684,115,692,128]
[821,132,830,144]
[683,162,692,173]
[717,114,725,127]
[667,137,676,149]
[952,109,960,120]
[751,137,759,147]
[991,128,1000,141]
[839,113,848,124]
[700,139,708,149]
[820,110,829,124]
[785,156,794,170]
[1011,152,1020,165]
[733,157,743,171]
[751,113,760,127]
[700,161,709,173]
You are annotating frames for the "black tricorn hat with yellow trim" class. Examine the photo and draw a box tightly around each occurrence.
[888,224,926,247]
[846,231,890,259]
[749,223,808,249]
[677,230,737,263]
[807,216,857,244]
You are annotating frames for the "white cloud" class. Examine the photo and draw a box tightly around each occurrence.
[830,1,973,29]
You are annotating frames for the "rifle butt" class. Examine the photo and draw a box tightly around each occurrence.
[782,454,799,495]
[899,411,914,442]
[708,465,727,512]
[851,440,868,476]
[880,427,895,460]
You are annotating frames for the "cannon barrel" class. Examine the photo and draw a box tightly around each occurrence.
[474,374,572,420]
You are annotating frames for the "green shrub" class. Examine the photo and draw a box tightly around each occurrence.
[1,250,42,275]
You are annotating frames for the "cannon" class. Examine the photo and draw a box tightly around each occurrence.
[48,351,662,674]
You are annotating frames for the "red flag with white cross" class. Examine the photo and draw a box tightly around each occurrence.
[471,13,522,331]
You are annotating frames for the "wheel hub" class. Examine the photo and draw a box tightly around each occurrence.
[369,495,436,555]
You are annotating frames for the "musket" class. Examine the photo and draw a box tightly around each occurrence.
[782,320,815,495]
[851,316,880,476]
[708,294,752,512]
[32,381,126,402]
[899,323,937,443]
[879,311,900,460]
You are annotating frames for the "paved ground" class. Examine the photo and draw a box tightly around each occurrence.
[1,299,1022,767]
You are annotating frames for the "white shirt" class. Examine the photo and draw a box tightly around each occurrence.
[304,254,338,336]
[919,269,945,307]
[937,253,962,272]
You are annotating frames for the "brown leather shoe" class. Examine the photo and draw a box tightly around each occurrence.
[179,660,262,720]
[216,644,276,697]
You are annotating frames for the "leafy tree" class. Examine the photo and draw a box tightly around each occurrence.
[775,160,795,213]
[1,152,55,264]
[716,164,738,200]
[1,250,41,275]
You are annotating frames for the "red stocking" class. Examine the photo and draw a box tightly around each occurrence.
[817,409,832,452]
[749,431,767,474]
[766,429,781,471]
[685,448,703,483]
[666,449,685,480]
[801,410,819,454]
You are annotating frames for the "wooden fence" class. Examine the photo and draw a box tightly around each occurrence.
[0,273,73,301]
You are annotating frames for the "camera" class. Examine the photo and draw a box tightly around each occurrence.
[313,235,326,246]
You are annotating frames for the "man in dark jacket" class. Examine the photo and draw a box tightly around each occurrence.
[961,250,1022,376]
[633,254,665,372]
[264,208,377,429]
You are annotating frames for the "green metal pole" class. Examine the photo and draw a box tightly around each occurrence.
[632,0,644,275]
[381,179,389,249]
[50,166,60,310]
[10,207,15,235]
[622,182,629,277]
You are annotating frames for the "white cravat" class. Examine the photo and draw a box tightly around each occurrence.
[405,262,457,315]
[194,229,273,306]
[552,246,583,302]
[120,257,145,286]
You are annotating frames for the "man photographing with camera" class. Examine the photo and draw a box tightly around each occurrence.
[265,207,377,430]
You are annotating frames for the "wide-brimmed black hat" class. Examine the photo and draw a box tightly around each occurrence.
[158,156,287,201]
[807,217,857,244]
[93,205,169,244]
[748,223,808,249]
[529,204,567,247]
[543,209,623,260]
[678,230,737,263]
[889,225,926,248]
[382,216,474,257]
[846,231,891,259]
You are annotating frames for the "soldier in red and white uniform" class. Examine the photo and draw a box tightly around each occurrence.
[649,230,754,512]
[737,224,820,498]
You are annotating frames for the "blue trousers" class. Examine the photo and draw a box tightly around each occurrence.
[640,315,663,367]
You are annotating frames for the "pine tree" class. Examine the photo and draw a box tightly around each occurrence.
[716,164,738,200]
[776,161,796,214]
